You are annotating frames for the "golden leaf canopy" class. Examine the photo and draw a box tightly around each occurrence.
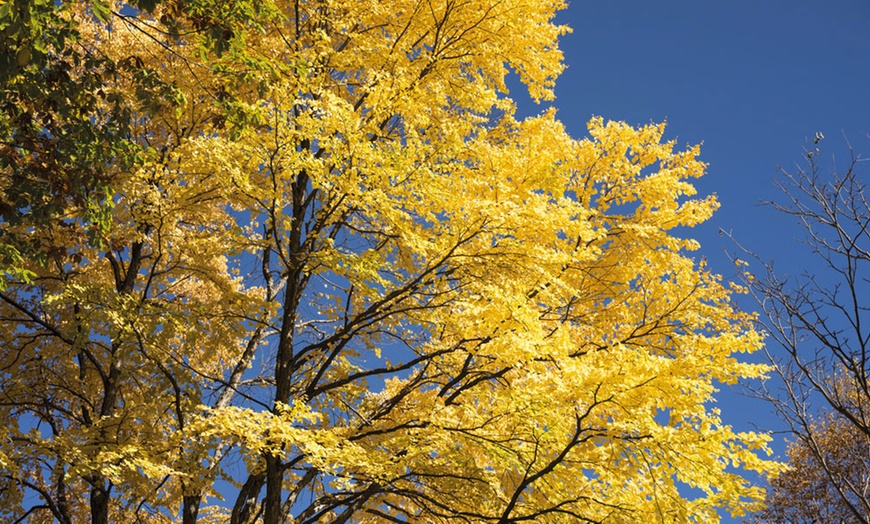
[0,0,781,522]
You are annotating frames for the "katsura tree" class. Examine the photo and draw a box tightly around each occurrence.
[738,137,870,523]
[0,0,782,523]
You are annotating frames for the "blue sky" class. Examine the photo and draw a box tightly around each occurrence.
[509,0,870,516]
[538,0,870,273]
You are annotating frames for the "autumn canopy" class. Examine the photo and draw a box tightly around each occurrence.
[0,0,780,522]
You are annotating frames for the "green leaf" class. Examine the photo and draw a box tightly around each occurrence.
[137,0,160,13]
[32,38,48,54]
[92,0,111,23]
[0,2,13,25]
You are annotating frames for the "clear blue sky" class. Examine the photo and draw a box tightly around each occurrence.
[511,0,870,517]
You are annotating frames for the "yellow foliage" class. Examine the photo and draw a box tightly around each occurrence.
[0,0,780,522]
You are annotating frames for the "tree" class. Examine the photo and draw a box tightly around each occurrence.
[739,138,870,522]
[754,400,870,523]
[0,1,781,523]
